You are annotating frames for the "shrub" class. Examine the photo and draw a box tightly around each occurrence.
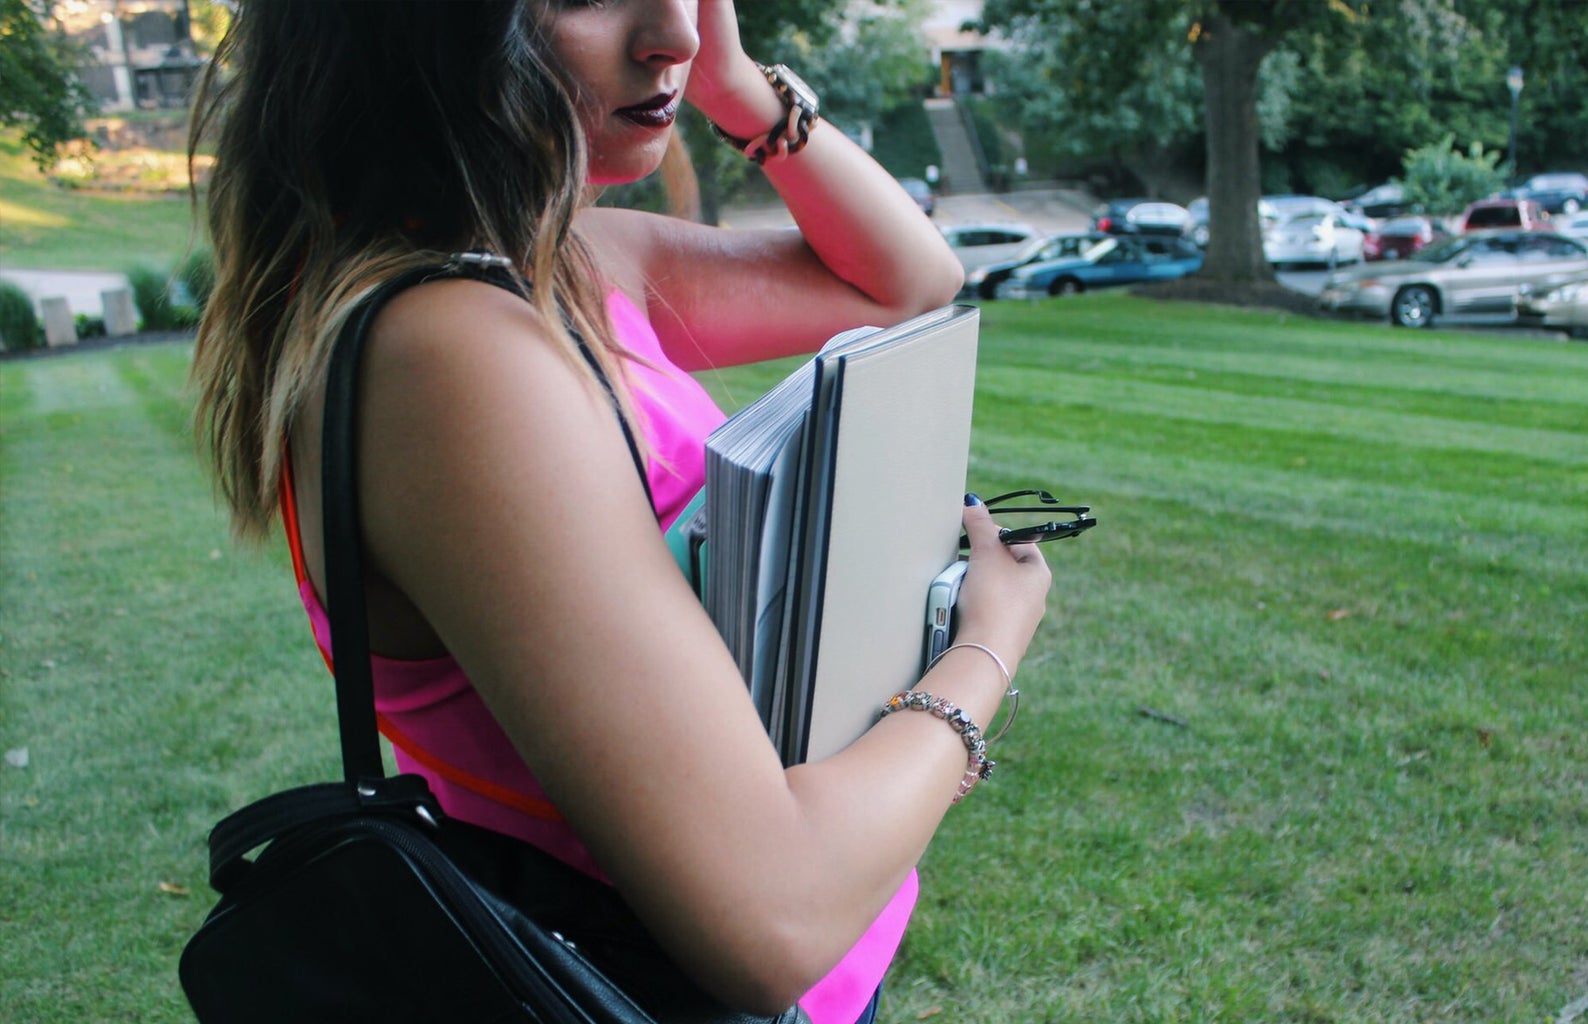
[1398,134,1507,218]
[176,248,215,314]
[74,313,106,339]
[126,265,182,332]
[0,280,42,351]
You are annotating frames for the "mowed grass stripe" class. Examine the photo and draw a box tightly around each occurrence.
[1,342,332,1020]
[977,366,1588,466]
[982,292,1588,370]
[986,322,1588,405]
[971,435,1586,583]
[982,391,1577,508]
[1000,354,1586,434]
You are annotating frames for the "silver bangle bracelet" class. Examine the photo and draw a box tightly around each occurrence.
[927,642,1020,743]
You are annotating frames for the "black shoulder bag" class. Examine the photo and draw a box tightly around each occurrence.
[179,260,808,1024]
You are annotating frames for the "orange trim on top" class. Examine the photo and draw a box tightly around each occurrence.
[278,455,563,824]
[377,712,565,822]
[280,455,310,589]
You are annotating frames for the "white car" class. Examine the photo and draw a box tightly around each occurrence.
[1549,211,1588,242]
[940,223,1037,272]
[1265,210,1365,267]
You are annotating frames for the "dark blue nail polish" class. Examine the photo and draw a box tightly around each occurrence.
[965,493,982,507]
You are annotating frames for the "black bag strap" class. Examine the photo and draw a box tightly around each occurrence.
[323,258,656,784]
[207,257,656,887]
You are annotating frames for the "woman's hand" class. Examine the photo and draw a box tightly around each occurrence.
[951,496,1053,674]
[683,0,782,138]
[598,0,963,369]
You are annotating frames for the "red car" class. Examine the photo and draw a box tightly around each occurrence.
[1459,198,1548,232]
[1363,215,1442,261]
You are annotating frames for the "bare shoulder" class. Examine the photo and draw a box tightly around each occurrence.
[371,275,550,359]
[360,274,609,405]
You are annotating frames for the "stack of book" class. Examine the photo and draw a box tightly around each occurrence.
[701,305,981,765]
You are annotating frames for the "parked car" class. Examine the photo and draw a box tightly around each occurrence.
[899,177,935,216]
[1343,182,1414,220]
[1547,210,1588,242]
[939,223,1037,272]
[1181,196,1283,248]
[996,235,1203,299]
[1181,197,1211,246]
[1265,209,1366,266]
[960,232,1107,299]
[1182,194,1371,252]
[1516,274,1588,338]
[1458,198,1548,232]
[1264,194,1372,232]
[1363,215,1443,261]
[1090,198,1190,236]
[1318,229,1588,328]
[1505,172,1588,215]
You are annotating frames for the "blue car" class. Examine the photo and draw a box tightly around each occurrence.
[1504,172,1588,216]
[996,235,1204,299]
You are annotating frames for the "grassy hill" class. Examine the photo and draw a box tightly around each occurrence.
[5,294,1585,1022]
[0,135,201,273]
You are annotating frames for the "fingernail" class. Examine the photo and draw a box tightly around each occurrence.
[964,493,982,507]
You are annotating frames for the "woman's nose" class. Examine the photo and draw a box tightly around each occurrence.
[632,0,700,67]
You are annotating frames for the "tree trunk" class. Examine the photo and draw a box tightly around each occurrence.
[1196,13,1275,283]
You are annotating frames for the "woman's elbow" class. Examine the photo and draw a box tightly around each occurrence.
[701,933,838,1009]
[681,911,852,1015]
[928,258,967,309]
[884,258,964,321]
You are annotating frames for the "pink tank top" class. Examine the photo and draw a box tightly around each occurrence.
[285,289,915,1024]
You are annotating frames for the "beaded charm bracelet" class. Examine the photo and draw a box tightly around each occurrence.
[928,642,1020,742]
[879,690,995,804]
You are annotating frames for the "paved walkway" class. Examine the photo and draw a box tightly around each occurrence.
[0,268,131,319]
[720,185,1095,234]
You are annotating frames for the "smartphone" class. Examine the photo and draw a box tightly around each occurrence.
[924,560,968,665]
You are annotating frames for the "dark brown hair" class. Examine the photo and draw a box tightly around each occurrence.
[189,0,627,537]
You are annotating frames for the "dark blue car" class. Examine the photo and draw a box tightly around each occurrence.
[996,235,1203,298]
[1505,172,1588,215]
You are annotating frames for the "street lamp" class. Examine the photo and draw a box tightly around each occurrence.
[1506,65,1524,177]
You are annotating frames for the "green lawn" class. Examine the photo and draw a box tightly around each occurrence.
[0,136,201,272]
[3,295,1585,1022]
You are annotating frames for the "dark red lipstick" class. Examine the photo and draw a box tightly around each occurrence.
[616,92,679,129]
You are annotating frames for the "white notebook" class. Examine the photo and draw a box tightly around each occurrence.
[703,305,981,765]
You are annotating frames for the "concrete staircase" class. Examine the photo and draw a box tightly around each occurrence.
[923,97,986,195]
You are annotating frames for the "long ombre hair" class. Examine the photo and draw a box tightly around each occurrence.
[189,0,632,539]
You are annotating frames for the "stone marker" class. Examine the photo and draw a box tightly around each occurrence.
[41,297,78,347]
[102,287,138,336]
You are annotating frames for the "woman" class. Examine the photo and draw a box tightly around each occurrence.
[189,2,1052,1021]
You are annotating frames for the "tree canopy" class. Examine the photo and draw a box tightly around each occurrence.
[976,0,1586,282]
[0,0,94,170]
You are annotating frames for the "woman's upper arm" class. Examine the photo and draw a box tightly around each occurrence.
[580,207,943,371]
[352,281,883,1007]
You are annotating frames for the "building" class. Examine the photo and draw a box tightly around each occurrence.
[922,0,995,96]
[50,0,202,112]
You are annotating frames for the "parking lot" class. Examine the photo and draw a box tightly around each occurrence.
[726,187,1332,299]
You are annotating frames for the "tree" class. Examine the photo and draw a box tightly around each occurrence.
[678,0,846,224]
[0,0,94,170]
[1276,0,1504,195]
[794,0,937,140]
[975,2,1201,197]
[980,0,1375,284]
